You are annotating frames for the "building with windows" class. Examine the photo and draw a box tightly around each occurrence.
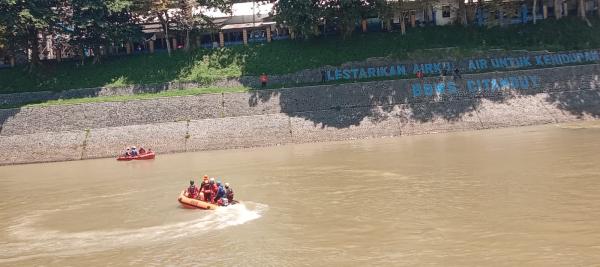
[139,1,283,53]
[2,0,599,66]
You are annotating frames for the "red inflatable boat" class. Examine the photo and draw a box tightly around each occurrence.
[117,151,156,161]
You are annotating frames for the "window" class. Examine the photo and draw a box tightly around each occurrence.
[442,6,451,18]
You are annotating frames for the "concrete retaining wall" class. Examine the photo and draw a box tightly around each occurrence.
[2,64,599,136]
[1,64,599,165]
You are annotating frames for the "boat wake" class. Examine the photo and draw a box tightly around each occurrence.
[0,202,267,263]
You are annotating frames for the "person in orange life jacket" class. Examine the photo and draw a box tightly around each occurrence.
[209,178,218,203]
[200,176,207,189]
[214,181,226,203]
[202,181,213,203]
[199,175,209,201]
[225,183,234,203]
[187,180,199,199]
[138,146,146,155]
[259,73,268,88]
[416,70,424,83]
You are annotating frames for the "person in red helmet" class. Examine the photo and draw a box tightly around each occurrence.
[200,175,209,189]
[202,180,213,203]
[187,180,199,199]
[199,175,209,201]
[209,178,218,203]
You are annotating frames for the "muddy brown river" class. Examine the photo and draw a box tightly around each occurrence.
[1,122,600,266]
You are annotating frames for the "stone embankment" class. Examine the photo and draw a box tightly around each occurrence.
[1,64,599,165]
[2,48,599,108]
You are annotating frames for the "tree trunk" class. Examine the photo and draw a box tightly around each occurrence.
[92,46,101,64]
[578,0,586,18]
[459,0,468,25]
[498,6,505,26]
[184,29,190,52]
[400,17,406,35]
[533,0,538,23]
[554,0,562,19]
[79,45,85,66]
[55,47,62,62]
[158,12,171,56]
[28,27,40,67]
[314,23,320,36]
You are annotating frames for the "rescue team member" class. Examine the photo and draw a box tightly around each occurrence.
[202,180,214,203]
[200,175,209,189]
[225,183,234,203]
[214,181,226,203]
[131,146,138,156]
[198,175,207,200]
[186,178,235,205]
[187,180,199,199]
[210,178,219,203]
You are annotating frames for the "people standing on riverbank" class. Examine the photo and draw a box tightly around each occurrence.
[440,68,447,83]
[453,67,462,80]
[260,73,268,88]
[416,70,424,85]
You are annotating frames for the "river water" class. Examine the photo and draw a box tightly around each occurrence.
[1,122,600,266]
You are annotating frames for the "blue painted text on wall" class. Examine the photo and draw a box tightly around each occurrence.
[324,50,599,82]
[411,75,541,97]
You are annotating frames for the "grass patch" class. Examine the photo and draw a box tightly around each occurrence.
[1,17,600,94]
[24,86,249,108]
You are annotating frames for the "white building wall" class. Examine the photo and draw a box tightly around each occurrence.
[434,0,459,25]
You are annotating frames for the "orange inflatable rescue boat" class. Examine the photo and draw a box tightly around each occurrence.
[117,151,156,161]
[178,190,219,210]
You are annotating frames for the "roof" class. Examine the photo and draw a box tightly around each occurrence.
[198,2,275,18]
[221,21,276,30]
[140,1,275,32]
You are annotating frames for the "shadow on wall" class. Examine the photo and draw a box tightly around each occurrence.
[247,67,600,129]
[545,90,600,119]
[0,108,19,135]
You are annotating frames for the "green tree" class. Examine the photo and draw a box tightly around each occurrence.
[177,0,232,51]
[71,0,140,64]
[136,0,178,56]
[105,0,142,56]
[383,0,427,35]
[323,0,374,38]
[0,0,59,68]
[273,0,322,39]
